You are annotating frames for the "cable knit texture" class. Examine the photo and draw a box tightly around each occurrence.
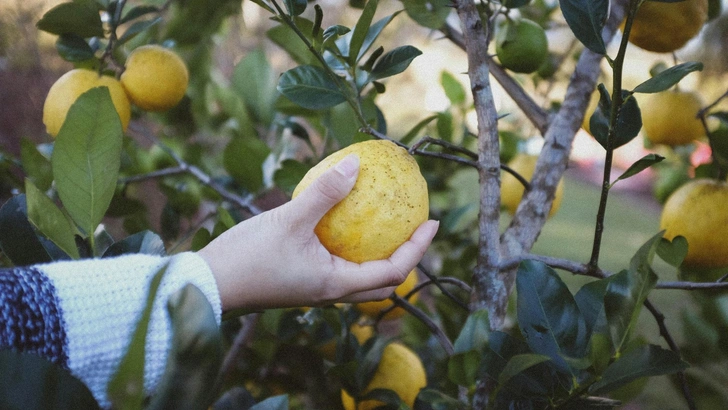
[36,252,221,408]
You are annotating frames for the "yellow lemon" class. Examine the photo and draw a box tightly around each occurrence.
[341,343,427,410]
[120,45,189,111]
[292,140,429,263]
[641,90,704,146]
[660,179,728,268]
[355,270,419,320]
[624,0,708,53]
[501,153,564,217]
[43,69,131,137]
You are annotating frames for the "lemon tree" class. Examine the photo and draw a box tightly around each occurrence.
[121,45,190,112]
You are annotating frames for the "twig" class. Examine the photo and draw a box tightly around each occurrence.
[411,149,479,168]
[407,277,473,296]
[409,136,478,159]
[390,294,455,356]
[697,89,728,180]
[360,126,410,149]
[100,0,128,76]
[417,263,470,311]
[213,312,261,395]
[119,166,187,184]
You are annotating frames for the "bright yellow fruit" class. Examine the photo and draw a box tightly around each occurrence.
[496,18,549,74]
[501,153,564,217]
[341,343,427,410]
[660,179,728,268]
[43,69,131,137]
[120,45,189,111]
[624,0,708,53]
[642,91,704,146]
[292,140,429,263]
[355,270,419,320]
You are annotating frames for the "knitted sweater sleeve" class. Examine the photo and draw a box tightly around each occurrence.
[0,252,222,408]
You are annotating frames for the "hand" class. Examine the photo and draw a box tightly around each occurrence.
[198,154,439,311]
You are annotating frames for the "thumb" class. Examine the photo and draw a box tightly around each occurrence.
[292,154,360,227]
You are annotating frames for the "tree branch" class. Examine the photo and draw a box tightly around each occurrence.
[389,294,455,356]
[213,312,261,395]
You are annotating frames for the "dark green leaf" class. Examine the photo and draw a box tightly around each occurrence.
[232,48,276,125]
[52,87,123,238]
[107,263,169,409]
[103,230,166,257]
[559,0,607,54]
[0,195,53,266]
[503,0,531,8]
[191,228,212,252]
[274,159,312,193]
[361,388,405,408]
[25,179,80,259]
[211,387,257,410]
[401,115,438,144]
[349,0,379,64]
[249,0,275,13]
[453,309,490,353]
[574,278,611,337]
[497,354,551,386]
[479,332,551,396]
[0,350,99,410]
[448,350,481,386]
[516,259,588,374]
[441,71,466,106]
[707,115,728,171]
[56,34,95,62]
[612,154,665,186]
[323,25,351,47]
[415,389,464,410]
[633,62,703,94]
[436,111,453,141]
[117,18,162,46]
[604,233,660,353]
[284,0,307,15]
[357,338,390,391]
[402,0,451,29]
[656,235,688,267]
[147,284,223,410]
[223,136,270,193]
[370,46,422,81]
[277,65,347,110]
[120,5,160,24]
[36,2,104,37]
[20,139,53,192]
[590,345,688,394]
[355,12,401,63]
[589,86,642,150]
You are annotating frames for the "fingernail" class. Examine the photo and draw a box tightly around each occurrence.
[335,154,360,179]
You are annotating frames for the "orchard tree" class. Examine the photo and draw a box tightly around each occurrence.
[1,0,728,408]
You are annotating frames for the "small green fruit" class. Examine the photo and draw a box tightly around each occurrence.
[496,18,549,74]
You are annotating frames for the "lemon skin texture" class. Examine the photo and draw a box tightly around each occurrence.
[355,270,419,320]
[660,179,728,268]
[642,91,704,146]
[496,19,549,74]
[43,69,131,137]
[292,140,429,263]
[501,154,564,218]
[341,343,427,410]
[625,0,708,53]
[121,45,189,111]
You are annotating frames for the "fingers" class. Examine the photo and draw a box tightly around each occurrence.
[385,220,439,276]
[291,154,359,229]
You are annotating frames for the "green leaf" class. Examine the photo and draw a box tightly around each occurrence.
[441,71,466,106]
[604,233,660,353]
[277,65,347,110]
[516,260,588,374]
[25,179,80,259]
[323,97,379,147]
[369,46,422,81]
[448,350,481,386]
[401,115,438,145]
[349,0,379,64]
[707,114,728,171]
[656,235,688,267]
[415,389,465,410]
[503,0,532,8]
[589,86,642,150]
[284,0,307,16]
[52,87,123,238]
[107,263,169,409]
[249,395,289,410]
[190,228,212,252]
[223,136,270,193]
[0,195,53,265]
[120,5,160,24]
[633,62,703,94]
[559,0,607,54]
[589,345,688,394]
[0,350,100,410]
[612,154,665,186]
[479,331,551,396]
[103,230,166,257]
[232,48,276,125]
[402,0,452,29]
[117,17,162,46]
[274,159,312,193]
[56,34,95,62]
[497,354,551,386]
[147,284,223,410]
[453,309,490,353]
[357,338,390,391]
[36,2,104,37]
[267,18,318,65]
[20,139,53,192]
[355,12,402,63]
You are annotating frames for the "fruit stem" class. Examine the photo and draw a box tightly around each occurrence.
[100,0,127,76]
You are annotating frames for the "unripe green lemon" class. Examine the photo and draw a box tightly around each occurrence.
[496,19,549,74]
[121,45,189,111]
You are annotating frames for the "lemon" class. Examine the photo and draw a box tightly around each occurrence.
[292,140,429,263]
[43,69,131,137]
[660,179,728,268]
[495,18,549,74]
[501,153,564,217]
[355,269,419,320]
[341,342,427,410]
[641,90,704,146]
[624,0,708,53]
[120,45,189,111]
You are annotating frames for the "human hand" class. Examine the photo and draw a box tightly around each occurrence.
[198,154,439,311]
